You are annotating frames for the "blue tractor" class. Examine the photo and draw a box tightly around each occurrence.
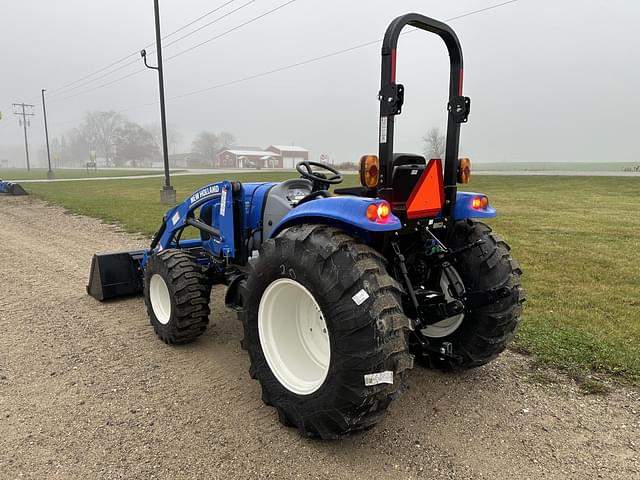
[0,180,28,195]
[88,13,524,439]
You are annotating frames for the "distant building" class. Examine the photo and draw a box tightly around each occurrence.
[168,152,207,168]
[213,144,309,169]
[266,145,309,169]
[216,149,281,169]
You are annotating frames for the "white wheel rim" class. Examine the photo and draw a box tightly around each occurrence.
[420,270,465,338]
[258,278,330,395]
[149,274,172,325]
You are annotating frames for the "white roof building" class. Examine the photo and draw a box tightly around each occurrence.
[266,145,309,168]
[267,145,309,153]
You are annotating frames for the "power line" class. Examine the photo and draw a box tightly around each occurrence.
[50,0,521,122]
[113,0,520,116]
[169,40,383,101]
[49,0,301,103]
[165,0,298,61]
[162,0,257,50]
[166,0,522,101]
[50,68,145,103]
[433,0,520,22]
[46,51,140,96]
[161,0,237,41]
[46,0,240,98]
[48,57,144,99]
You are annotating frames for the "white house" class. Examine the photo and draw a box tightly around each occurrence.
[266,145,309,169]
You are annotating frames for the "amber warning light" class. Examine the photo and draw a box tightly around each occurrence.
[359,155,380,188]
[457,158,471,184]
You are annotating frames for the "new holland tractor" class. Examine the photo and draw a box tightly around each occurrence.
[0,180,28,195]
[88,13,524,439]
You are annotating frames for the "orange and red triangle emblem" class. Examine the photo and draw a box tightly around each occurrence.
[405,158,444,219]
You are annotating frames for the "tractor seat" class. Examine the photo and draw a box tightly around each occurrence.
[391,153,427,205]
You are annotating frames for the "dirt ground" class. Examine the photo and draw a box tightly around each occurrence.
[0,196,638,480]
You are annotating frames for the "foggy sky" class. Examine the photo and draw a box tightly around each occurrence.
[1,0,639,167]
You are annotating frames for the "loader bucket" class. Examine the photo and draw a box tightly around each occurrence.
[87,250,145,301]
[0,180,28,195]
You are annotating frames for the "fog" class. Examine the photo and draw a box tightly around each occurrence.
[0,0,638,167]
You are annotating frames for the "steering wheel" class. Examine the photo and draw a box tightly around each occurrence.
[296,161,343,185]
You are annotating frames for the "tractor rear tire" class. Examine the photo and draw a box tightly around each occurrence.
[143,249,211,344]
[240,224,413,439]
[415,220,525,369]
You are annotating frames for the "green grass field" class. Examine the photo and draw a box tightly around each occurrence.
[474,161,640,172]
[0,168,184,180]
[22,173,640,383]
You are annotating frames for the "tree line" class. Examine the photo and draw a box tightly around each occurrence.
[49,109,442,168]
[50,110,235,168]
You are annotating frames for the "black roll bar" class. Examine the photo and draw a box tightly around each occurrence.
[377,13,470,218]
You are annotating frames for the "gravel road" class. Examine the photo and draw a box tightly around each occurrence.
[1,196,638,480]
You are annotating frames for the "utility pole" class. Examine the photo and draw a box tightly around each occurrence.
[13,103,35,171]
[141,0,175,204]
[41,90,54,179]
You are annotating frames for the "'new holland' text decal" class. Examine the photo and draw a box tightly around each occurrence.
[190,184,220,204]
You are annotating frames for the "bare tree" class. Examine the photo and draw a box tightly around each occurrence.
[422,127,446,159]
[218,131,236,151]
[80,111,125,164]
[145,122,183,154]
[191,131,220,166]
[113,122,159,167]
[66,129,92,167]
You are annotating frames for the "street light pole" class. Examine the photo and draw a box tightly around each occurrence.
[41,89,54,179]
[143,0,175,204]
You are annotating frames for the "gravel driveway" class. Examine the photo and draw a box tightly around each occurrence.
[0,196,638,479]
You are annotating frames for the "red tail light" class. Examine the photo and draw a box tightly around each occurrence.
[472,195,488,209]
[366,201,392,223]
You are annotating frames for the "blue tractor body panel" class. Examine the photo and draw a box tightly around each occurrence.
[270,196,401,238]
[117,178,497,298]
[452,191,497,220]
[241,182,277,231]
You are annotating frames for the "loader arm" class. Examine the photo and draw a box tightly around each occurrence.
[147,180,239,265]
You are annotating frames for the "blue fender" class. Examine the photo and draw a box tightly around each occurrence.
[270,196,401,238]
[453,191,497,220]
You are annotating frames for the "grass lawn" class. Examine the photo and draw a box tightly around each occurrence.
[22,173,640,383]
[474,161,640,172]
[0,168,184,181]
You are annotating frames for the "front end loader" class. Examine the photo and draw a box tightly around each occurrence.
[0,180,28,196]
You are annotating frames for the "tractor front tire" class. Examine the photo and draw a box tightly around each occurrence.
[415,220,525,369]
[143,250,211,344]
[241,224,413,439]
